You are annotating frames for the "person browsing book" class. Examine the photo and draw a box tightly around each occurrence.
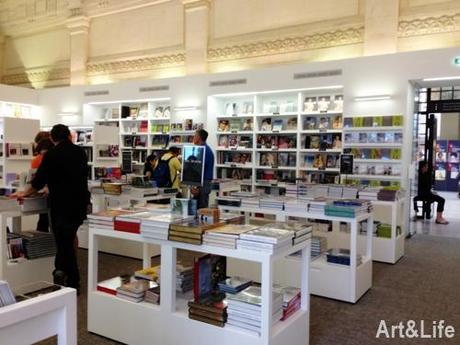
[15,124,90,292]
[143,153,157,179]
[31,138,54,232]
[191,129,214,209]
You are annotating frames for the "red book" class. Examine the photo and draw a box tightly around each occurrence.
[281,300,301,321]
[114,220,140,234]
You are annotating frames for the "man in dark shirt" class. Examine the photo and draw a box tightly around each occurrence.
[17,124,89,290]
[413,161,448,224]
[191,129,214,209]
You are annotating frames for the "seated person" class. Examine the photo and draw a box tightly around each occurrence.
[413,161,448,224]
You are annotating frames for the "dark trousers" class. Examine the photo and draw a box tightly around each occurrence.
[413,193,445,213]
[51,217,81,289]
[194,180,212,209]
[36,213,49,232]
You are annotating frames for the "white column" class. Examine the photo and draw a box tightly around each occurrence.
[66,15,90,85]
[363,0,399,56]
[182,0,210,74]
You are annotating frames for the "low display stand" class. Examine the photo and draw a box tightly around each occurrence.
[87,227,311,345]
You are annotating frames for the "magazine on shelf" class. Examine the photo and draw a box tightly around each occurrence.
[261,118,272,131]
[359,133,368,143]
[303,97,317,113]
[317,96,330,112]
[333,95,344,112]
[242,119,253,131]
[228,135,238,148]
[318,117,329,130]
[218,135,229,148]
[272,119,283,132]
[304,117,317,130]
[218,120,230,132]
[332,115,342,129]
[260,153,278,167]
[286,118,297,130]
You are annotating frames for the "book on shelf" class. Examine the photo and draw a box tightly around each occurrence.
[97,275,132,295]
[333,95,344,112]
[385,132,395,143]
[224,103,238,116]
[393,115,403,126]
[228,134,238,148]
[241,118,253,131]
[382,116,393,127]
[332,115,342,129]
[318,117,329,129]
[261,118,272,131]
[278,152,296,167]
[259,152,277,167]
[343,118,353,128]
[263,101,280,114]
[272,119,283,131]
[193,254,226,301]
[278,135,296,149]
[286,117,297,130]
[229,119,241,131]
[359,133,367,143]
[238,135,252,148]
[304,116,317,130]
[317,96,330,112]
[373,116,383,127]
[303,97,317,113]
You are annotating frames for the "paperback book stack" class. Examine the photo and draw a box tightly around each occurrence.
[144,286,160,305]
[88,210,134,230]
[325,199,372,218]
[216,196,242,207]
[218,276,252,294]
[237,226,294,254]
[168,219,225,245]
[298,183,316,200]
[377,188,399,201]
[285,184,298,198]
[114,212,152,234]
[140,214,187,240]
[203,225,258,249]
[284,200,308,213]
[308,198,327,214]
[311,236,327,258]
[326,248,362,266]
[343,186,359,199]
[275,286,301,321]
[358,188,380,201]
[328,186,343,199]
[241,196,260,209]
[155,263,194,293]
[226,286,283,335]
[116,279,155,303]
[266,221,312,246]
[314,185,329,198]
[188,297,228,327]
[358,220,380,235]
[0,280,16,307]
[21,231,56,259]
[259,197,285,210]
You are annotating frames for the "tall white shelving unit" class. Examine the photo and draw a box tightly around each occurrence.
[88,227,311,345]
[208,89,344,192]
[0,117,40,187]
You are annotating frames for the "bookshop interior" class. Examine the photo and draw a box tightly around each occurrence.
[2,1,460,344]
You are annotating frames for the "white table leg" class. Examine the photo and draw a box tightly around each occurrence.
[57,290,77,345]
[301,241,310,311]
[88,230,99,292]
[160,244,176,313]
[142,243,150,269]
[261,257,273,345]
[349,219,357,303]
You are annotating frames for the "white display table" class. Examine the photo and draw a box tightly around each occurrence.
[87,227,311,345]
[0,209,54,288]
[0,287,77,345]
[218,205,373,303]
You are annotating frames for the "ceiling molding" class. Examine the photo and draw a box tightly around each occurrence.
[398,13,460,37]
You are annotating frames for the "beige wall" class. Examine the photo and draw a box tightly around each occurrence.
[440,113,460,140]
[0,0,460,88]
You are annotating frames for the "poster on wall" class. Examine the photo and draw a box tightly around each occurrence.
[181,145,205,186]
[435,141,447,163]
[434,140,460,191]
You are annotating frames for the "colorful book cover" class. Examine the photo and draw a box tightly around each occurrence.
[392,115,403,126]
[391,149,402,160]
[304,117,317,130]
[359,133,368,143]
[363,117,373,127]
[343,118,353,128]
[377,133,386,143]
[373,116,383,127]
[382,116,393,127]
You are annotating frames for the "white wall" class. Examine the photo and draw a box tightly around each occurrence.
[0,84,39,105]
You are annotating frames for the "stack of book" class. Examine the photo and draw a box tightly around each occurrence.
[203,224,257,249]
[140,214,186,240]
[326,248,362,266]
[114,212,152,234]
[21,231,56,259]
[176,264,194,293]
[88,210,134,230]
[218,276,252,294]
[308,198,327,214]
[377,188,399,201]
[134,266,160,281]
[144,286,160,304]
[216,196,242,207]
[342,186,359,199]
[376,223,392,238]
[168,219,225,245]
[358,220,380,235]
[241,196,260,208]
[314,185,329,198]
[285,184,298,198]
[328,186,343,199]
[237,226,294,254]
[311,236,327,258]
[226,286,283,335]
[325,199,372,218]
[188,297,228,327]
[116,279,154,303]
[359,188,380,201]
[298,183,316,200]
[0,280,16,307]
[259,197,284,210]
[265,221,312,246]
[275,286,301,321]
[284,200,308,213]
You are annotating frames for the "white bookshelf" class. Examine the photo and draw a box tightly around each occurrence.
[87,227,311,345]
[208,89,344,190]
[0,118,40,188]
[342,114,404,187]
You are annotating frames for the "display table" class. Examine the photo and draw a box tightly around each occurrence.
[88,227,311,345]
[0,287,77,345]
[218,205,373,303]
[0,209,54,288]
